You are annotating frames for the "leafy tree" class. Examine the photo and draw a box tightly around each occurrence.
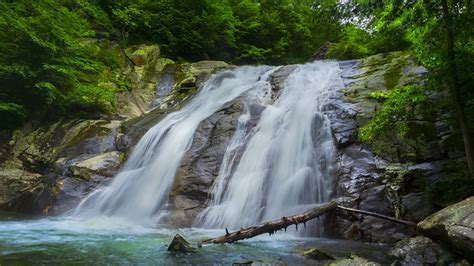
[0,0,119,129]
[350,0,474,175]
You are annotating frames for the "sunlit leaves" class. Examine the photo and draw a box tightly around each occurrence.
[359,86,430,143]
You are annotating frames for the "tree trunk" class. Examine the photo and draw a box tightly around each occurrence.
[336,205,416,227]
[200,201,337,245]
[199,201,418,245]
[441,0,474,177]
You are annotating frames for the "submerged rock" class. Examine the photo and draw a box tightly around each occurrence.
[167,234,197,253]
[327,255,380,266]
[418,196,474,259]
[302,248,334,261]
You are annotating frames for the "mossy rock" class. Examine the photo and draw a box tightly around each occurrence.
[418,196,474,259]
[126,45,160,66]
[167,234,197,253]
[303,248,334,261]
[327,255,380,266]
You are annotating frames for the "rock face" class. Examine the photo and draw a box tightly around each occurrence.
[390,236,457,265]
[163,65,294,226]
[330,52,466,244]
[164,101,245,226]
[0,119,123,214]
[418,196,474,259]
[0,44,230,215]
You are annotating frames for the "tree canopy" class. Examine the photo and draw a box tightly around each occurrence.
[0,0,473,177]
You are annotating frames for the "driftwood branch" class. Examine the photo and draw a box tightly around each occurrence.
[200,201,337,245]
[336,205,417,227]
[199,200,418,245]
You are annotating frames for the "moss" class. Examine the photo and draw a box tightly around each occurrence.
[303,248,334,260]
[119,152,125,162]
[50,181,60,196]
[384,63,403,89]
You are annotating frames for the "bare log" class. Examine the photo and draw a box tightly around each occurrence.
[199,200,420,245]
[336,205,417,227]
[200,200,337,245]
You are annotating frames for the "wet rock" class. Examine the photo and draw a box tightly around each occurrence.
[418,196,474,259]
[165,101,247,226]
[390,236,456,265]
[401,192,436,222]
[269,65,297,94]
[118,45,173,118]
[0,118,124,214]
[69,151,121,178]
[302,248,334,261]
[337,144,380,196]
[115,133,131,152]
[167,234,197,253]
[327,255,380,266]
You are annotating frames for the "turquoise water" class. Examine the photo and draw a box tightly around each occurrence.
[0,212,392,264]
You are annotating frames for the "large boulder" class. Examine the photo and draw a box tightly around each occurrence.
[418,196,474,259]
[390,236,457,265]
[0,119,124,214]
[69,151,121,178]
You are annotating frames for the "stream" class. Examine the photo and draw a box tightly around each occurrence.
[0,212,393,264]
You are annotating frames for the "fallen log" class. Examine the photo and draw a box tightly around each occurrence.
[199,200,419,245]
[336,205,417,227]
[200,200,337,245]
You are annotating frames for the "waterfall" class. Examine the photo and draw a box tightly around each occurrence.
[196,61,341,234]
[73,66,276,225]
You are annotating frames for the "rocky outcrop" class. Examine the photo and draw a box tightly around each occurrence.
[164,101,246,226]
[163,66,296,226]
[418,196,474,259]
[330,51,465,243]
[390,236,458,265]
[0,44,230,215]
[0,119,123,214]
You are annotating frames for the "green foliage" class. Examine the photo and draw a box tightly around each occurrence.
[326,26,371,60]
[0,0,120,129]
[367,0,474,127]
[103,0,336,64]
[366,91,389,102]
[359,85,430,144]
[0,103,27,129]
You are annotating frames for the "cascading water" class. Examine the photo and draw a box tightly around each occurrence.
[73,66,276,225]
[196,61,342,235]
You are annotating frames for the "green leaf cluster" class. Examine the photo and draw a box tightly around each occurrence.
[359,85,430,144]
[0,0,119,128]
[102,0,342,64]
